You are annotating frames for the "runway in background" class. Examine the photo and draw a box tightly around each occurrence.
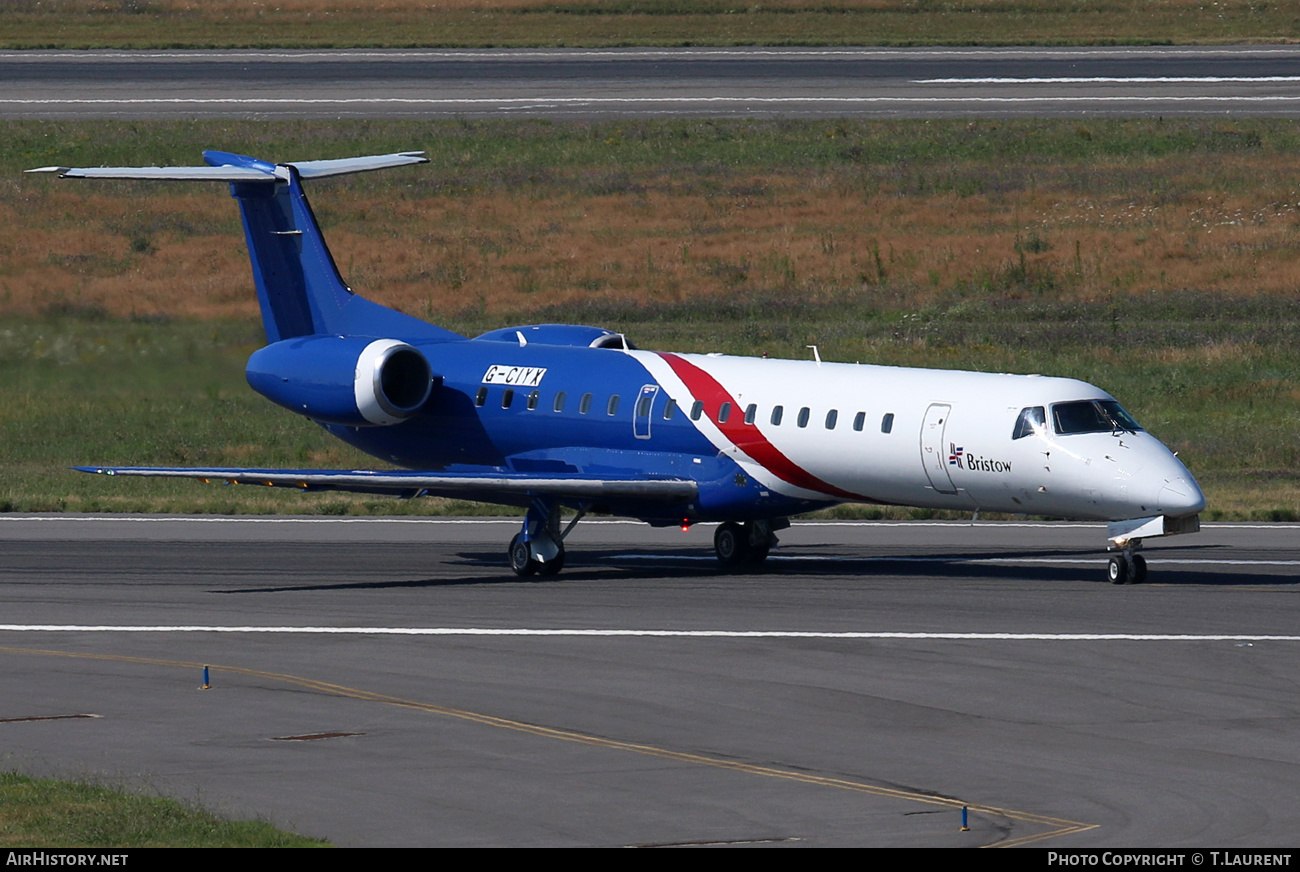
[4,46,1300,119]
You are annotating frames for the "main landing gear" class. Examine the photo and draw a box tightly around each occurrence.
[713,519,787,569]
[508,498,586,578]
[506,510,791,576]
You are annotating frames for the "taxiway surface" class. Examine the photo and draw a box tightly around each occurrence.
[1,516,1298,847]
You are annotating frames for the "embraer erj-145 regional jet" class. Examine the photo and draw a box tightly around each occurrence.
[31,151,1205,584]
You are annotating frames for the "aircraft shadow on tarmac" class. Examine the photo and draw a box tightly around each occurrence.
[213,543,1286,592]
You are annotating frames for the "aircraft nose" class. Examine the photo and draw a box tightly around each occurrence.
[1123,442,1206,518]
[1158,474,1206,516]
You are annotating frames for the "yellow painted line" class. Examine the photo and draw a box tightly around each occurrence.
[1,645,1096,847]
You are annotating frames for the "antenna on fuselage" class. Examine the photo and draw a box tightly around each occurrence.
[807,345,822,366]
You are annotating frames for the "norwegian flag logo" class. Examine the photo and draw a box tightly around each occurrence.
[948,443,964,468]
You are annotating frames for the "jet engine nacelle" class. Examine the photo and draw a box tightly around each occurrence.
[246,336,435,426]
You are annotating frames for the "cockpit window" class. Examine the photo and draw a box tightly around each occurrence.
[1012,406,1046,440]
[1051,400,1143,436]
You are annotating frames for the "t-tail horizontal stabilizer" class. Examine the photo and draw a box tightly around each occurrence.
[26,151,429,182]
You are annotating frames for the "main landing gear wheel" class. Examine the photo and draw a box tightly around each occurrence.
[537,544,565,576]
[509,534,537,578]
[714,522,749,567]
[713,519,783,570]
[1107,555,1128,585]
[508,499,582,578]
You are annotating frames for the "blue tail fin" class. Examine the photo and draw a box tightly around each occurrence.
[207,151,460,343]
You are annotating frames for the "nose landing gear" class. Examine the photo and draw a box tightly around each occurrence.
[1107,550,1147,585]
[1104,514,1198,585]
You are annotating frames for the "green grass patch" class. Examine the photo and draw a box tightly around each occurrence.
[9,117,1300,191]
[0,772,328,847]
[2,294,1297,519]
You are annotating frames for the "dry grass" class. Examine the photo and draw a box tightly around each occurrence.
[10,157,1300,323]
[17,0,1300,17]
[1,0,1295,48]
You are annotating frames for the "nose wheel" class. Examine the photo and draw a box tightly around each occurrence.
[1107,552,1147,585]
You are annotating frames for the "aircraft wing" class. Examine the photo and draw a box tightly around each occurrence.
[75,466,698,503]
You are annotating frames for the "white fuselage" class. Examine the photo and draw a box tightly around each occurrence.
[635,351,1205,522]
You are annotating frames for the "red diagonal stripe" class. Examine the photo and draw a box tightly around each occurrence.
[658,353,870,501]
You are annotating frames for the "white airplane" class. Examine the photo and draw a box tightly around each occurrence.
[31,150,1205,583]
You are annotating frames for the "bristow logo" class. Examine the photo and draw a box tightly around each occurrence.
[951,444,1013,473]
[482,365,547,387]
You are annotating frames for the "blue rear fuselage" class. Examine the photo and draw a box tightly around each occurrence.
[316,335,833,522]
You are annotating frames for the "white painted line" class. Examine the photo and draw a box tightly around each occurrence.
[607,554,1300,566]
[918,76,1300,84]
[787,521,1101,528]
[0,625,1296,641]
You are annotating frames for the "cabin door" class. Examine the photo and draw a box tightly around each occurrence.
[634,384,659,439]
[920,403,959,495]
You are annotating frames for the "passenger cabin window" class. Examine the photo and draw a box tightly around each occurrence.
[825,409,838,430]
[501,389,514,409]
[636,394,652,418]
[853,411,866,432]
[881,413,894,434]
[474,386,487,407]
[744,404,757,425]
[527,390,539,411]
[771,405,784,426]
[553,391,567,412]
[690,401,704,421]
[579,393,593,414]
[607,395,620,416]
[663,398,677,420]
[1052,400,1143,436]
[1012,406,1047,440]
[797,407,810,428]
[717,402,731,424]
